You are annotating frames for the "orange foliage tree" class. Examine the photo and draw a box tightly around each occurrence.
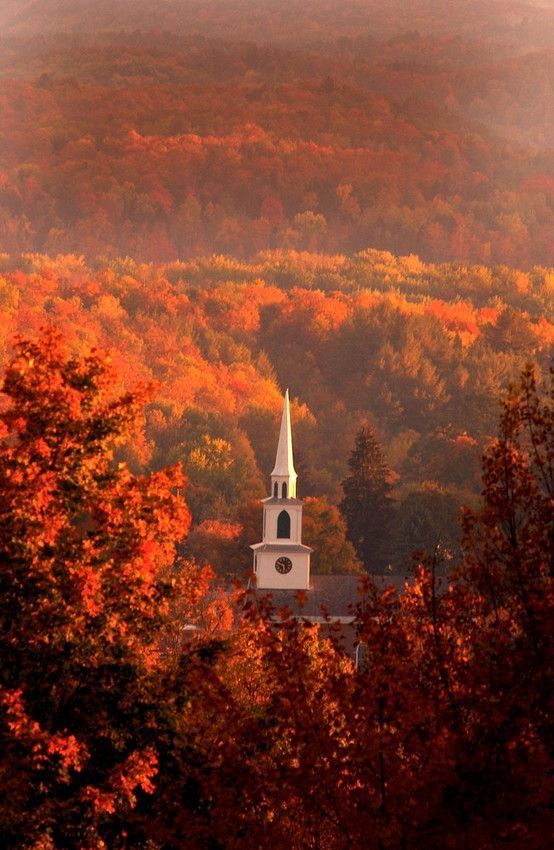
[0,328,551,849]
[151,365,552,850]
[0,328,199,848]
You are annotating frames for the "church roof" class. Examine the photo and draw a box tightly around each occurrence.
[271,389,297,478]
[250,542,313,553]
[261,496,302,505]
[253,573,410,619]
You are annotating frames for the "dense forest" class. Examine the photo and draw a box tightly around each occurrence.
[0,3,553,847]
[0,322,551,850]
[0,248,551,573]
[0,0,551,589]
[2,0,554,47]
[0,1,552,266]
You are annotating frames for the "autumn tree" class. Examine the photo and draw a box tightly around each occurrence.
[347,364,553,848]
[161,408,265,522]
[484,306,539,354]
[0,328,198,849]
[186,498,264,580]
[453,363,553,761]
[340,427,395,572]
[390,483,463,572]
[302,495,362,574]
[148,363,553,850]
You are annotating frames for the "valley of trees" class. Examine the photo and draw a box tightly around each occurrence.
[0,2,552,846]
[0,328,551,849]
[0,248,551,574]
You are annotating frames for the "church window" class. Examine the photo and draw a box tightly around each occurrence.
[273,482,278,497]
[282,482,287,499]
[277,510,291,539]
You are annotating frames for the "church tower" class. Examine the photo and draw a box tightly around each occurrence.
[251,390,312,590]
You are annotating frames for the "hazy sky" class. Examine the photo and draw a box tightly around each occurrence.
[2,0,554,44]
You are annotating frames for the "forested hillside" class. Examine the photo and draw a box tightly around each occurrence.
[0,0,552,570]
[0,306,551,850]
[1,248,550,572]
[0,2,552,266]
[1,4,553,847]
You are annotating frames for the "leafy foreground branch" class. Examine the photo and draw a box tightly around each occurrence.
[0,331,551,850]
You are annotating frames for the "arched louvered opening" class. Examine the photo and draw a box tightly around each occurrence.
[277,510,291,539]
[282,482,287,499]
[273,481,278,497]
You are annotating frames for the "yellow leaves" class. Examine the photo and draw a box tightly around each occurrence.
[533,316,554,346]
[93,294,127,322]
[188,435,233,472]
[402,253,425,274]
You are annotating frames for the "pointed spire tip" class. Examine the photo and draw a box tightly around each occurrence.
[271,388,297,478]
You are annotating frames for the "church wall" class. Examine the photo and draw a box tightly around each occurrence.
[256,550,311,590]
[263,503,303,544]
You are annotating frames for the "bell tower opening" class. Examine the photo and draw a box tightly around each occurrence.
[277,510,291,539]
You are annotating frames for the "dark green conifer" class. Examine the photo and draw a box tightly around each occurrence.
[340,427,395,573]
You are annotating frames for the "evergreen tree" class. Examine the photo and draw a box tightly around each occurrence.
[340,427,395,572]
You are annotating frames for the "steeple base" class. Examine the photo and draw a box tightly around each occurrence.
[251,543,312,590]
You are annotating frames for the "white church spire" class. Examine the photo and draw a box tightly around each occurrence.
[250,387,311,589]
[270,389,297,499]
[272,389,296,477]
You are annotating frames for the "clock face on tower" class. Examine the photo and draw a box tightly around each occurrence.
[275,556,293,574]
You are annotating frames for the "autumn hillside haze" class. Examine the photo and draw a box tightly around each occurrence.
[0,3,553,848]
[0,0,553,265]
[2,1,554,47]
[0,0,553,571]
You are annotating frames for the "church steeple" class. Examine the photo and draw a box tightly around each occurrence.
[250,388,312,589]
[271,389,297,499]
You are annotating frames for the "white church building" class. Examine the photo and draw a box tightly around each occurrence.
[250,389,313,590]
[248,389,408,662]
